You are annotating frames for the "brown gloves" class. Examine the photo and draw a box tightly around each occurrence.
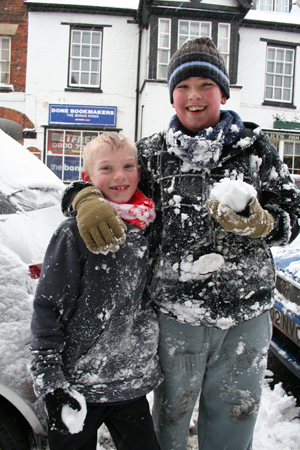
[205,197,274,238]
[72,186,126,254]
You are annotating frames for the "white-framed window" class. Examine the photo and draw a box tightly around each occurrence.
[255,0,289,12]
[46,129,101,181]
[178,20,211,49]
[283,141,300,175]
[264,46,294,103]
[157,18,171,79]
[0,36,11,85]
[69,29,102,88]
[218,24,230,73]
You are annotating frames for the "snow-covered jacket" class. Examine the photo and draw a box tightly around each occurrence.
[30,218,163,403]
[137,117,300,329]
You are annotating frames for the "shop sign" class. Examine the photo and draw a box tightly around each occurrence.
[264,131,300,141]
[49,104,117,127]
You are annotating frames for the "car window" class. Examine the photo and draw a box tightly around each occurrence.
[0,193,18,214]
[5,188,62,213]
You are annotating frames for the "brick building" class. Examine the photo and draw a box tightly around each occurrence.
[0,0,35,145]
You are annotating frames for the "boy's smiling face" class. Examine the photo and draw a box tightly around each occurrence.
[82,144,140,204]
[172,76,227,134]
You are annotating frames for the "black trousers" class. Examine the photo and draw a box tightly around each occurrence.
[48,396,160,450]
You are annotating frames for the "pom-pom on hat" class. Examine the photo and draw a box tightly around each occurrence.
[167,36,230,103]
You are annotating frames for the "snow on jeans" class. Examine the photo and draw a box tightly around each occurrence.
[153,310,272,450]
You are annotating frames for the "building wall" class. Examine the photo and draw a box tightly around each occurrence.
[25,10,139,154]
[0,0,28,92]
[238,25,300,129]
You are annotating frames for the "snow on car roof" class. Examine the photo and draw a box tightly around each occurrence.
[0,129,64,198]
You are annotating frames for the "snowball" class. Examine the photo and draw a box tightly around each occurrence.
[61,390,87,434]
[209,179,257,212]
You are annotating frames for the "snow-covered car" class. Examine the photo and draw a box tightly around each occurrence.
[0,129,65,449]
[271,237,300,379]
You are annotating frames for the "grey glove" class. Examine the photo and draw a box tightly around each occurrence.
[205,196,274,238]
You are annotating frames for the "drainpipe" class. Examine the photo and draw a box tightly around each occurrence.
[135,25,142,142]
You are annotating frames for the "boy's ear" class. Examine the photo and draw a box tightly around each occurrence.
[81,171,92,183]
[137,165,141,182]
[221,93,227,105]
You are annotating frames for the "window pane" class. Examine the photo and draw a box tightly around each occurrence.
[81,45,90,57]
[190,22,200,36]
[72,45,80,57]
[81,73,89,84]
[0,71,9,84]
[159,49,169,64]
[277,49,284,61]
[276,62,283,74]
[159,34,170,48]
[179,21,189,35]
[265,86,273,98]
[72,31,81,43]
[92,33,100,44]
[284,142,294,155]
[90,73,99,85]
[286,50,293,62]
[158,64,168,79]
[201,23,211,37]
[274,75,282,87]
[283,156,293,170]
[274,88,282,99]
[284,77,291,88]
[160,19,170,34]
[82,32,91,44]
[81,59,90,71]
[91,46,100,58]
[71,72,79,84]
[91,60,99,71]
[283,89,290,101]
[295,144,300,156]
[285,63,292,75]
[266,74,274,85]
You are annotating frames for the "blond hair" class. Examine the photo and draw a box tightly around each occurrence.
[83,132,138,176]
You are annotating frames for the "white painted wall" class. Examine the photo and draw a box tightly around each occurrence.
[25,10,139,152]
[237,23,300,129]
[138,81,173,139]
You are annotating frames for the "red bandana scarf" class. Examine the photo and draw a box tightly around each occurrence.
[108,190,156,229]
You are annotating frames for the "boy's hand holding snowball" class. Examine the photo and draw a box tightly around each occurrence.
[73,186,127,254]
[206,179,274,238]
[45,388,87,435]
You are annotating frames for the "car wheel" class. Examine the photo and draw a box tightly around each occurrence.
[0,399,31,450]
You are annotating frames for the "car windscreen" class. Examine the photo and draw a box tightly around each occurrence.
[0,193,18,214]
[0,188,62,213]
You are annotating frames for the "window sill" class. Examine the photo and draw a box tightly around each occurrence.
[0,85,14,92]
[65,87,103,93]
[262,101,296,109]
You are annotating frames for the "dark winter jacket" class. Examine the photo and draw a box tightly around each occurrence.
[30,218,162,403]
[136,117,300,329]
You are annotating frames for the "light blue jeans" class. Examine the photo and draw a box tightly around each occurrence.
[153,310,272,450]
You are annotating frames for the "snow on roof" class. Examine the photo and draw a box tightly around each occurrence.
[24,0,140,9]
[245,6,300,24]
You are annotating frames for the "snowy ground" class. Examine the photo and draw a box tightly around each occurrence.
[95,375,300,450]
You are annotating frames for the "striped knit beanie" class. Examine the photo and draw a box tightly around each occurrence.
[168,37,230,103]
